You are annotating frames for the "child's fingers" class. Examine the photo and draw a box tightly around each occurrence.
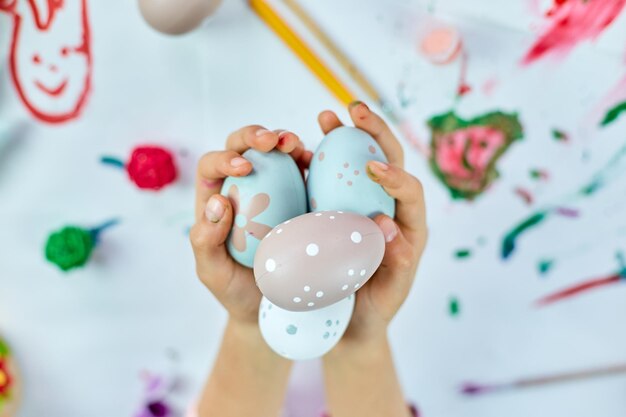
[195,150,252,221]
[274,130,300,153]
[226,125,281,153]
[318,110,343,134]
[348,102,404,168]
[290,141,313,169]
[372,215,417,274]
[366,161,426,245]
[189,194,235,289]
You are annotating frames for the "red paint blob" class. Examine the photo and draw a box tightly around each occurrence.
[522,0,626,65]
[127,146,178,190]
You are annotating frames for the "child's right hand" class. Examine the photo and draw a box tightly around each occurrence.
[190,126,312,326]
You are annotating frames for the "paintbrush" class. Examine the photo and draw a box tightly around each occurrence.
[280,0,429,156]
[461,363,626,396]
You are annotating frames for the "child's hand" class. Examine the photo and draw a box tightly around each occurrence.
[190,126,312,326]
[318,102,428,346]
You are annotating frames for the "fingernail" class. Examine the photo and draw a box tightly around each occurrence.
[366,165,378,180]
[348,100,363,110]
[370,160,389,172]
[230,157,249,167]
[379,217,398,243]
[277,130,289,146]
[206,196,225,223]
[256,128,271,136]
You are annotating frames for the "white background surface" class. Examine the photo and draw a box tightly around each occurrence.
[1,1,626,416]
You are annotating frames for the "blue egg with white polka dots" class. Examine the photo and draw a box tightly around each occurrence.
[307,126,395,218]
[221,149,307,268]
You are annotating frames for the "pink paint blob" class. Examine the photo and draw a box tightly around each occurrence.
[522,0,626,65]
[420,27,462,65]
[434,126,506,192]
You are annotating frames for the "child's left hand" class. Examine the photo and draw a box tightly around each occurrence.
[189,126,312,325]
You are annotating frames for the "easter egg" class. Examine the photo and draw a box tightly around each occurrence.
[254,211,385,311]
[307,126,395,218]
[221,150,307,268]
[138,0,223,35]
[259,294,354,360]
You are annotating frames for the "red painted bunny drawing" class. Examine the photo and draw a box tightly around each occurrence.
[0,0,92,123]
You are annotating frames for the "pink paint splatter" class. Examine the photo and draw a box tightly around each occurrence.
[514,187,534,205]
[522,0,626,65]
[481,77,499,97]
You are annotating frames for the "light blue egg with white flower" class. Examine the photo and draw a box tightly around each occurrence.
[221,149,307,268]
[307,126,395,218]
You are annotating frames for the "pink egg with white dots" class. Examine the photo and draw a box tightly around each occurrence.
[253,211,385,312]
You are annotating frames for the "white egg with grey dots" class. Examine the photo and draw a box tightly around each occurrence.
[258,294,355,360]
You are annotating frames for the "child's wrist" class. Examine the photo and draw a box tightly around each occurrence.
[225,317,293,364]
[325,328,389,362]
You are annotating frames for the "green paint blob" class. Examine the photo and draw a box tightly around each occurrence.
[538,259,555,276]
[454,249,472,259]
[286,325,298,335]
[449,297,460,317]
[551,129,569,141]
[323,332,330,339]
[501,211,548,259]
[600,100,626,127]
[45,226,94,271]
[325,320,332,327]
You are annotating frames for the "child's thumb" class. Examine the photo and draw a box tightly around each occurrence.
[189,194,234,271]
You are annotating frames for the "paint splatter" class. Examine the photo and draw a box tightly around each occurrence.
[427,111,524,200]
[481,77,498,96]
[396,81,415,109]
[502,211,548,259]
[551,129,570,142]
[514,187,534,205]
[449,297,460,317]
[457,53,472,97]
[501,145,626,259]
[454,248,472,259]
[535,252,626,306]
[522,0,626,65]
[530,169,550,181]
[538,258,555,276]
[600,100,626,127]
[554,207,580,218]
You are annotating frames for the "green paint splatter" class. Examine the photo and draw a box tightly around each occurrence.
[286,325,297,335]
[0,339,9,356]
[427,110,524,200]
[449,297,460,317]
[530,168,549,181]
[551,129,569,142]
[501,211,548,259]
[538,259,555,276]
[600,100,626,127]
[454,248,472,259]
